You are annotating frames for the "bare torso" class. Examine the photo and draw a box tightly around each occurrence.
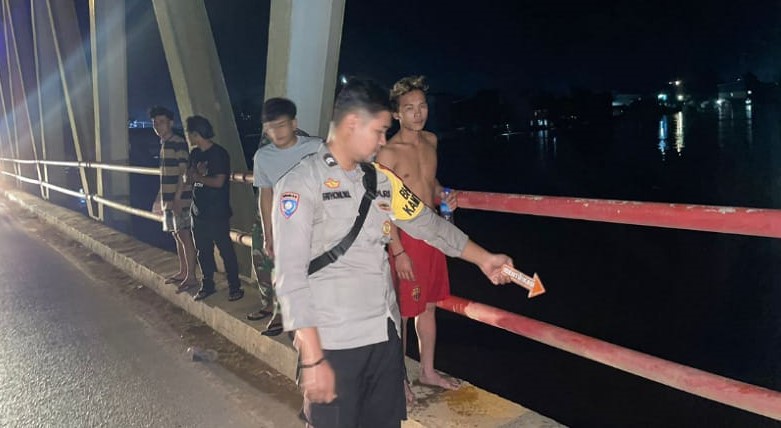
[377,130,439,208]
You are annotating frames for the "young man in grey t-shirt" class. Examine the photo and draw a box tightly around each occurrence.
[247,97,322,335]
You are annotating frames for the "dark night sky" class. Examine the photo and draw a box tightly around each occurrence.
[338,0,781,95]
[118,0,780,118]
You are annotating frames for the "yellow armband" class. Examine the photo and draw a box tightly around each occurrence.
[374,163,424,221]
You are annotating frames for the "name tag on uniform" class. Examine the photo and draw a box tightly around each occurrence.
[322,191,351,201]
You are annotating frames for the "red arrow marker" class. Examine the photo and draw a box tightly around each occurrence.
[501,265,546,298]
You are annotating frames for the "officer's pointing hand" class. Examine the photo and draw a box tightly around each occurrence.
[480,254,514,285]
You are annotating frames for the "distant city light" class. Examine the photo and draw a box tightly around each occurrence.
[657,93,668,101]
[716,99,725,106]
[747,90,752,95]
[674,80,682,86]
[340,75,348,85]
[677,95,684,101]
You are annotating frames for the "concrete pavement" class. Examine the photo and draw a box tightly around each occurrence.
[0,199,303,427]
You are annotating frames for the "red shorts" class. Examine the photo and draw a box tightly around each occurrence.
[389,230,450,318]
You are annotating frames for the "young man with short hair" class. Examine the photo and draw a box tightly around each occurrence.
[273,78,513,428]
[248,97,323,336]
[185,115,244,302]
[377,76,460,397]
[150,106,197,291]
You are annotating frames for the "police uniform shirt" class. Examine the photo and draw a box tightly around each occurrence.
[272,144,468,350]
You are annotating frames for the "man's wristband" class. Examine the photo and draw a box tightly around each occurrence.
[392,249,405,257]
[299,356,326,369]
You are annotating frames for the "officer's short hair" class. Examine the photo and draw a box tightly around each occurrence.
[148,105,174,120]
[333,78,391,124]
[262,98,297,123]
[389,75,428,112]
[185,115,215,139]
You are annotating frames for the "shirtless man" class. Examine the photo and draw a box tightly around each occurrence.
[377,76,459,396]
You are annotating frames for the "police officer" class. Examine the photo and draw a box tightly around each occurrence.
[273,78,514,428]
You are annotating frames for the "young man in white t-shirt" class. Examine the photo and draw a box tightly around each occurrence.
[247,97,322,335]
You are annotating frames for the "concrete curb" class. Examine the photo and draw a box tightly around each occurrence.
[2,187,563,427]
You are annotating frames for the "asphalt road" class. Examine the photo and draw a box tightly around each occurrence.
[0,201,301,428]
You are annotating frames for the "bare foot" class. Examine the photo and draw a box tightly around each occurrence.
[404,381,415,406]
[418,371,461,390]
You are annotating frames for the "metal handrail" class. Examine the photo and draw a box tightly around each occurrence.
[3,157,781,421]
[438,296,781,420]
[458,191,781,239]
[1,170,162,222]
[0,157,160,175]
[2,170,84,198]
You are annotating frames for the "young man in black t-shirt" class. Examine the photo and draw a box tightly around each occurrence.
[185,115,244,302]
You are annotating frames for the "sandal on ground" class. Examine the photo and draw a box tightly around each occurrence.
[261,314,283,337]
[247,309,272,321]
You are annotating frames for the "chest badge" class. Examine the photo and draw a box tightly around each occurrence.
[324,178,340,189]
[382,220,391,236]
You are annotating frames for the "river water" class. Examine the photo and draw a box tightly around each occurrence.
[433,100,781,427]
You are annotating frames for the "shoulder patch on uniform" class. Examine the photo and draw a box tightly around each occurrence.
[279,192,300,218]
[373,163,424,221]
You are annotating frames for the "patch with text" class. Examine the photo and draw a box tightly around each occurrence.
[280,192,300,219]
[374,163,424,221]
[322,191,351,201]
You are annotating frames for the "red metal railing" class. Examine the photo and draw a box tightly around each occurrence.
[438,296,781,420]
[458,191,781,239]
[3,159,780,420]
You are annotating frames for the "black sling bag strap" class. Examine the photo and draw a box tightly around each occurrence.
[307,162,378,275]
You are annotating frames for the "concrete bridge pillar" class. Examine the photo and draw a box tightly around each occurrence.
[265,0,346,138]
[90,0,131,230]
[152,0,256,274]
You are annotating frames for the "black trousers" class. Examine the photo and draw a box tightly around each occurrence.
[192,217,240,292]
[301,319,406,428]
